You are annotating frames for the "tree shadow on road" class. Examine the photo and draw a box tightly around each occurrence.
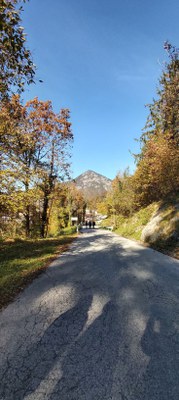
[1,231,179,399]
[0,294,92,399]
[131,304,179,400]
[48,300,120,400]
[0,295,122,400]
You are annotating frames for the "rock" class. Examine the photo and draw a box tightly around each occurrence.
[141,203,179,244]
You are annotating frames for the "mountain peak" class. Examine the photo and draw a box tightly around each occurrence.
[75,170,111,200]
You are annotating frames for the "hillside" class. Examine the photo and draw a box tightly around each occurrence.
[75,170,112,200]
[101,196,179,259]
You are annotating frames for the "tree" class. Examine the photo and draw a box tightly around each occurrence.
[0,95,51,235]
[133,133,179,207]
[65,182,85,226]
[0,96,73,237]
[38,107,73,237]
[133,43,179,206]
[138,42,179,158]
[0,0,35,99]
[47,182,85,236]
[104,169,135,223]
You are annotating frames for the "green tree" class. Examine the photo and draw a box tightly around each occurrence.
[48,182,85,236]
[105,169,135,223]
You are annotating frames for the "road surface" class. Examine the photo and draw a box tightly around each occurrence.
[0,229,179,399]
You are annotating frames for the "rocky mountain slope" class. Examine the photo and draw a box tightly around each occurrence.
[75,170,112,200]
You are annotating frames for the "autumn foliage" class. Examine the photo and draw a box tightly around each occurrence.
[0,95,75,237]
[0,1,85,239]
[99,43,179,226]
[0,0,35,99]
[133,42,179,207]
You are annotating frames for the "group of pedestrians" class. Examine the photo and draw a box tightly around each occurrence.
[85,220,95,229]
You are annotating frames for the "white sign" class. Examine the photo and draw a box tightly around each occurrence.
[71,217,78,221]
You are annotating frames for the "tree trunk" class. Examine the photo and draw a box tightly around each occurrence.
[24,179,30,237]
[41,191,49,238]
[41,140,55,238]
[25,205,30,237]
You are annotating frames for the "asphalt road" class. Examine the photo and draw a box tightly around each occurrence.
[0,229,179,400]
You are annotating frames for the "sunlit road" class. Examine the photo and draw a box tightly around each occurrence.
[0,229,179,400]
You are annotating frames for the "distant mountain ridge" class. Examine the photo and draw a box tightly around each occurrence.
[75,170,112,200]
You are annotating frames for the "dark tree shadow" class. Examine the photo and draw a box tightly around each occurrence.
[1,230,179,400]
[49,300,120,400]
[132,306,179,400]
[0,294,92,399]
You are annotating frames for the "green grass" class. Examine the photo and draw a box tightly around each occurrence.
[115,204,157,240]
[114,200,179,259]
[59,226,77,235]
[0,235,76,310]
[101,197,179,259]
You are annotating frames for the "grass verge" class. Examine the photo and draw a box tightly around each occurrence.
[0,235,77,310]
[114,204,157,241]
[101,200,179,260]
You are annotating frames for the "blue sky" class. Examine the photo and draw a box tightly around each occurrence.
[22,0,179,179]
